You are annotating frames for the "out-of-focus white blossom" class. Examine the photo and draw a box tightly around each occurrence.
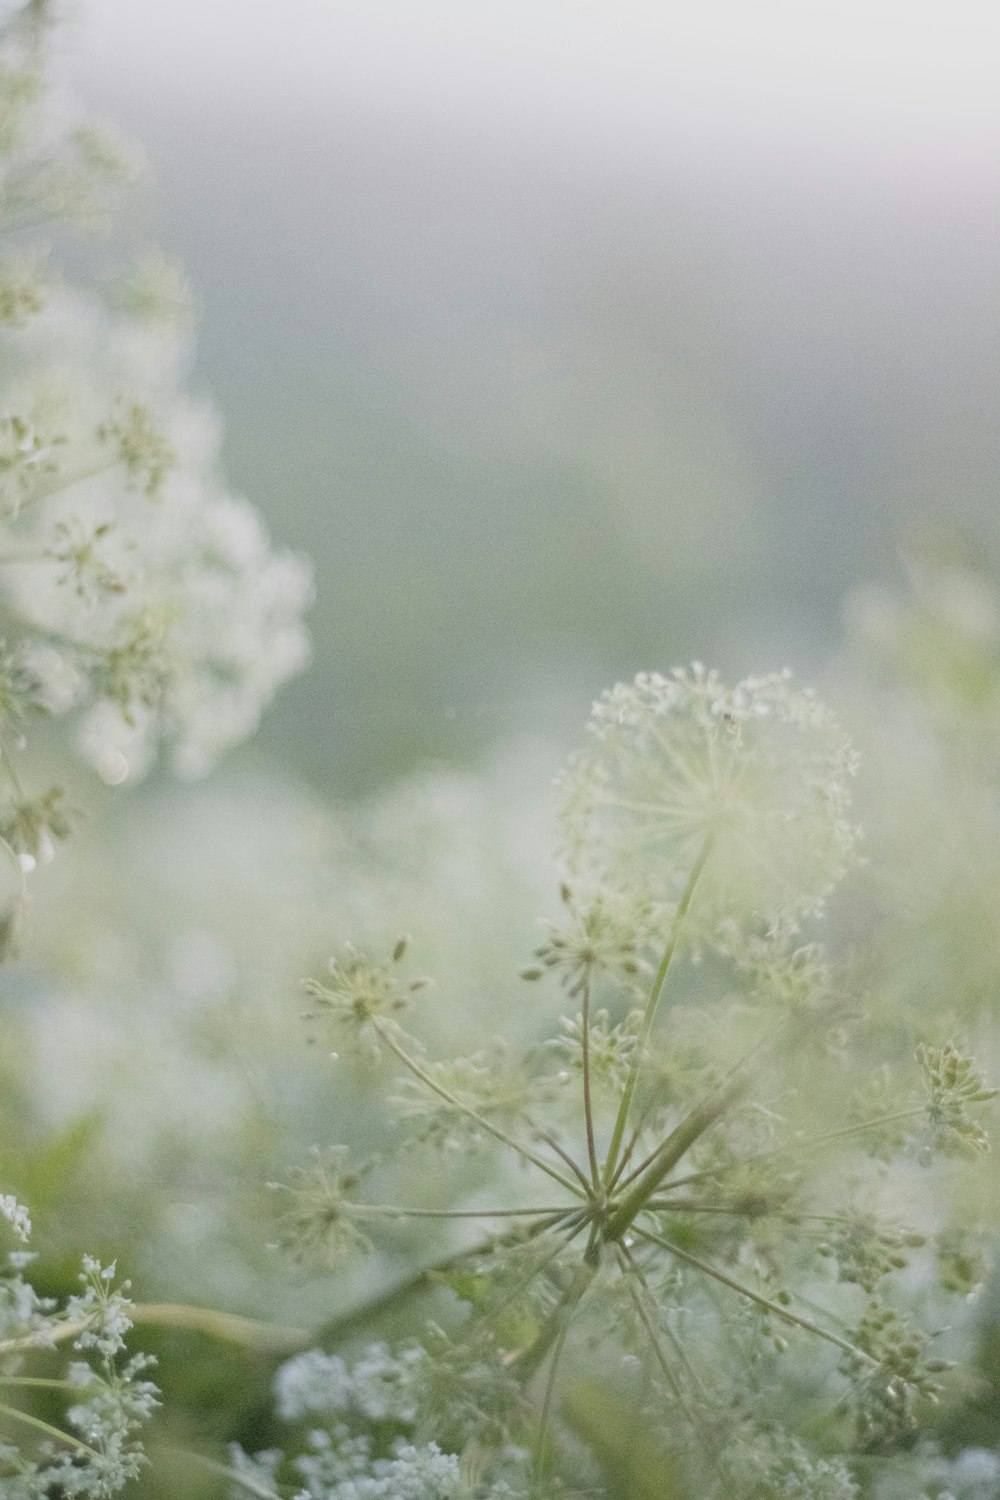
[0,0,312,854]
[558,664,858,945]
[0,289,312,783]
[0,1191,29,1240]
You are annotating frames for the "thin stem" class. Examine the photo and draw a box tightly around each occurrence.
[614,1021,783,1199]
[602,831,714,1185]
[657,1106,930,1196]
[0,1319,90,1356]
[168,1448,283,1500]
[616,1245,720,1462]
[604,1073,747,1241]
[511,1258,597,1381]
[580,977,600,1190]
[612,1134,670,1198]
[615,1248,687,1411]
[536,1132,593,1197]
[354,1203,574,1221]
[644,1199,867,1225]
[16,458,117,513]
[606,1113,651,1193]
[314,1211,575,1345]
[0,1400,103,1461]
[373,1020,585,1198]
[128,1303,308,1351]
[0,1375,79,1390]
[635,1227,875,1365]
[625,1249,710,1404]
[532,1314,572,1493]
[477,1222,588,1337]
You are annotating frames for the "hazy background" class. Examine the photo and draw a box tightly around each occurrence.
[60,0,1000,791]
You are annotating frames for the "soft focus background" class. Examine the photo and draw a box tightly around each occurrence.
[6,5,1000,1494]
[62,0,1000,791]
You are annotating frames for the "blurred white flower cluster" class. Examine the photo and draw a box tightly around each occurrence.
[558,663,859,948]
[0,1,311,872]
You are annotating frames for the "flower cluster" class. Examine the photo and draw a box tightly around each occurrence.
[266,665,996,1500]
[558,665,859,947]
[0,1198,158,1498]
[233,1336,526,1499]
[841,1302,952,1451]
[521,883,652,997]
[269,1147,375,1270]
[0,0,311,904]
[302,940,427,1058]
[0,283,313,787]
[917,1042,998,1159]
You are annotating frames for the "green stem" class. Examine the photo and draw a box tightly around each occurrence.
[354,1203,574,1221]
[0,1400,103,1461]
[314,1211,575,1345]
[580,978,600,1190]
[473,1221,587,1335]
[374,1020,585,1198]
[644,1199,873,1225]
[616,1248,687,1410]
[616,1245,718,1456]
[0,1318,90,1356]
[511,1257,597,1381]
[602,832,714,1185]
[658,1105,931,1196]
[604,1073,747,1241]
[532,1316,572,1494]
[128,1303,308,1351]
[614,1014,782,1200]
[166,1447,282,1500]
[605,1115,650,1193]
[0,1375,79,1390]
[635,1227,875,1364]
[536,1131,593,1195]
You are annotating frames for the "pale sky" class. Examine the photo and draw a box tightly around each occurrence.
[65,0,1000,174]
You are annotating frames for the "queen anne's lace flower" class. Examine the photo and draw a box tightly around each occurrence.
[1,1200,158,1498]
[0,291,312,782]
[0,1192,29,1241]
[0,5,311,799]
[558,665,859,944]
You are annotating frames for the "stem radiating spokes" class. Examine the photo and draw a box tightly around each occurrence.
[601,829,715,1186]
[311,815,933,1493]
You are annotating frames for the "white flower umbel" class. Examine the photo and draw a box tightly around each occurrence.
[0,2,312,816]
[559,665,859,948]
[0,1200,158,1498]
[0,290,312,784]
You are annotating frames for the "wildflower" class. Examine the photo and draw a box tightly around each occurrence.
[0,6,311,801]
[0,783,71,867]
[303,942,425,1057]
[817,1214,926,1294]
[0,1205,158,1497]
[549,1006,637,1097]
[0,1193,29,1241]
[559,665,858,945]
[917,1042,998,1159]
[392,1043,555,1151]
[842,1302,953,1449]
[269,1147,374,1270]
[0,252,48,327]
[523,883,652,997]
